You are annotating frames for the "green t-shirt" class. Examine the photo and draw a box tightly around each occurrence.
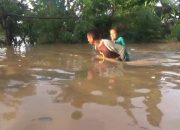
[115,37,126,48]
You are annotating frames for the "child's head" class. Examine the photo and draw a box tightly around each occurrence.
[110,27,120,42]
[87,29,100,45]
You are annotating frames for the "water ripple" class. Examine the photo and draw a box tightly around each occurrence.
[30,68,75,75]
[161,71,180,77]
[30,68,75,81]
[160,71,180,89]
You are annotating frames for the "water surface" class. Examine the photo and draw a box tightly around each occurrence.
[0,42,180,130]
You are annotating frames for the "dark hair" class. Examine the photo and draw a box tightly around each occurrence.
[87,28,101,40]
[111,26,120,35]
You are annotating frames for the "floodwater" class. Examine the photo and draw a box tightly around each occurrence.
[0,42,180,130]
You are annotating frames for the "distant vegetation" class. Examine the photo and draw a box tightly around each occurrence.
[0,0,179,45]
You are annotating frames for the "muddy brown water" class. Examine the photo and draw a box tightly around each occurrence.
[0,42,180,130]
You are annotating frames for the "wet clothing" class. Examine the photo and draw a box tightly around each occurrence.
[115,37,129,61]
[96,41,119,58]
[95,39,126,61]
[115,37,126,47]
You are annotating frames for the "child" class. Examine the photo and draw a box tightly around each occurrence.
[87,29,126,61]
[110,27,129,60]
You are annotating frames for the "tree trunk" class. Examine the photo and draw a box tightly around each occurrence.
[4,17,13,46]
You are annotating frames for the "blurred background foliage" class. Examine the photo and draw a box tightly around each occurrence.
[0,0,179,45]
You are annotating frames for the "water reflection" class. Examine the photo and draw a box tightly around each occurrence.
[53,59,163,127]
[71,111,83,120]
[0,48,7,62]
[0,82,36,129]
[13,44,27,57]
[0,45,35,130]
[0,43,179,130]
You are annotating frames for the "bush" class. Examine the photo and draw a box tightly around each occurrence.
[74,21,94,43]
[126,7,163,42]
[59,31,78,43]
[170,22,180,41]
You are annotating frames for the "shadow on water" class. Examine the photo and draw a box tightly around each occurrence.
[0,43,180,130]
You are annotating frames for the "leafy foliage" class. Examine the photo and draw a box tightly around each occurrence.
[0,0,179,45]
[127,7,162,41]
[171,22,180,41]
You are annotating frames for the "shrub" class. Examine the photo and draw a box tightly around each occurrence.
[126,7,163,42]
[170,22,180,41]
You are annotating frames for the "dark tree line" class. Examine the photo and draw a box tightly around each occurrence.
[0,0,179,45]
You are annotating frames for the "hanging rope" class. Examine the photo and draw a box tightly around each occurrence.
[7,13,80,20]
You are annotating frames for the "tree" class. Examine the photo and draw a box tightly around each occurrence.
[0,0,29,45]
[0,0,179,44]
